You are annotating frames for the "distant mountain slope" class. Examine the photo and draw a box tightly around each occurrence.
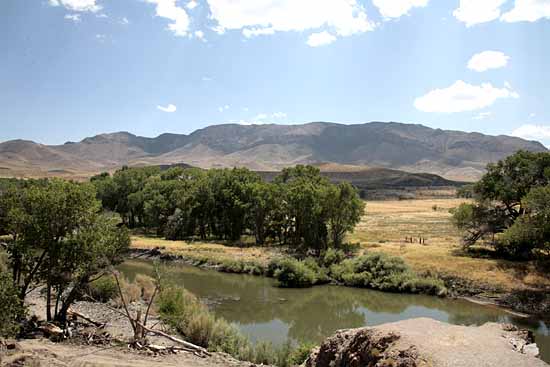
[0,122,546,181]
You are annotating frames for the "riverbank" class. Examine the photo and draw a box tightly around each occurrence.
[129,198,550,316]
[128,246,549,318]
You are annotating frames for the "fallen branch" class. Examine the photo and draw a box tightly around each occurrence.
[82,293,210,357]
[68,309,105,328]
[135,321,211,357]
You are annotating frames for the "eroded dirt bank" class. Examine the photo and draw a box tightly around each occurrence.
[304,318,546,367]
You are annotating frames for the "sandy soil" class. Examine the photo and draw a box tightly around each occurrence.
[306,318,547,367]
[0,289,253,367]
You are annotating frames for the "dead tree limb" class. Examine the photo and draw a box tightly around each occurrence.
[67,309,105,328]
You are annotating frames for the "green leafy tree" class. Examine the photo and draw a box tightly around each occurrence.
[452,151,550,259]
[324,182,365,247]
[499,186,550,258]
[2,179,129,321]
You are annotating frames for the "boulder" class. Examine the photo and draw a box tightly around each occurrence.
[304,318,548,367]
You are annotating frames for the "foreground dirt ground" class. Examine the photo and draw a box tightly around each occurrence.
[132,198,550,293]
[0,339,249,367]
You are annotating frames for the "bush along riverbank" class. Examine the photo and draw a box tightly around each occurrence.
[156,285,313,367]
[132,247,448,297]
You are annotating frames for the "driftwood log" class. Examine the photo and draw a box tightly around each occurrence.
[67,306,210,357]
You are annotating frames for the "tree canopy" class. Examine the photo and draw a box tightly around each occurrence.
[92,165,365,254]
[452,151,550,259]
[0,178,129,323]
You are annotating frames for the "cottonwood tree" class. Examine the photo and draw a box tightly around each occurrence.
[324,182,365,248]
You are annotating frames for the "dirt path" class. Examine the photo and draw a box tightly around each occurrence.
[1,338,248,367]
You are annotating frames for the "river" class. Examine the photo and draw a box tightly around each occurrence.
[119,259,550,363]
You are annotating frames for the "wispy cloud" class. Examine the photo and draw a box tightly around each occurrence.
[64,14,81,22]
[307,31,337,47]
[157,104,177,112]
[511,124,550,146]
[473,111,492,120]
[49,0,102,13]
[372,0,429,19]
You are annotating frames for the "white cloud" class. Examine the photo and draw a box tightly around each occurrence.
[157,104,177,113]
[530,112,537,118]
[414,80,519,113]
[372,0,429,19]
[202,76,213,81]
[205,0,375,45]
[251,112,288,122]
[307,31,337,47]
[96,13,108,18]
[511,124,550,144]
[501,0,550,22]
[473,111,492,120]
[145,0,190,37]
[453,0,507,26]
[272,112,287,119]
[49,0,102,12]
[95,34,107,42]
[194,30,205,39]
[64,14,81,22]
[467,51,510,72]
[218,105,230,112]
[187,0,199,10]
[120,17,130,25]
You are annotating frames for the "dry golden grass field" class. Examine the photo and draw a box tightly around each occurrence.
[132,198,550,292]
[350,199,550,292]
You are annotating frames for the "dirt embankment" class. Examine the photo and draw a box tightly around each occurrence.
[304,318,546,367]
[0,289,253,367]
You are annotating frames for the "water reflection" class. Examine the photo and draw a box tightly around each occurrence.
[119,259,549,363]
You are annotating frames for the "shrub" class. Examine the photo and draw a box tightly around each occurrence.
[271,258,319,288]
[156,285,298,366]
[0,272,26,337]
[321,248,346,267]
[216,259,265,276]
[289,342,315,365]
[111,276,142,306]
[135,274,156,302]
[330,253,446,296]
[87,275,118,303]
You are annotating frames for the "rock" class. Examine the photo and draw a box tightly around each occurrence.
[523,343,540,358]
[305,329,419,367]
[303,318,548,367]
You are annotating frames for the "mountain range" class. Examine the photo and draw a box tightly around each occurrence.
[0,122,546,181]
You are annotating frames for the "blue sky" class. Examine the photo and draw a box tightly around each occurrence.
[1,0,550,145]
